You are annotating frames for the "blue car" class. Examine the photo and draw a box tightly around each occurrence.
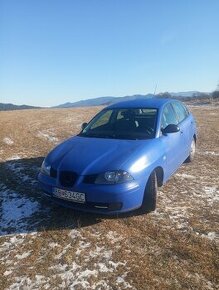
[38,98,197,214]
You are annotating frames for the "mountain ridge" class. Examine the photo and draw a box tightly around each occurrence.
[53,91,204,108]
[0,103,41,111]
[1,91,215,111]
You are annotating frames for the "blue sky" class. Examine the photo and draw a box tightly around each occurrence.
[0,0,219,106]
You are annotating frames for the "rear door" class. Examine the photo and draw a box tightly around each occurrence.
[171,101,192,160]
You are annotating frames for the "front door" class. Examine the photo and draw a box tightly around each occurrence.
[160,103,185,179]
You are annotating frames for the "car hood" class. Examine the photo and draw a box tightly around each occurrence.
[46,136,156,175]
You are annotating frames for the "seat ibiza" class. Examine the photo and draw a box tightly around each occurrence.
[38,98,197,214]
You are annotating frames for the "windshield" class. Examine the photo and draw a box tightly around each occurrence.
[78,108,157,140]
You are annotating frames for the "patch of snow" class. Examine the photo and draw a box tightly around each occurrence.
[15,250,32,260]
[106,230,123,243]
[0,184,40,235]
[6,155,22,161]
[3,137,14,145]
[3,228,133,290]
[98,263,114,273]
[88,246,105,258]
[49,242,59,248]
[68,229,83,239]
[49,264,68,272]
[50,261,98,289]
[91,281,111,290]
[203,186,219,204]
[116,275,133,289]
[198,150,219,156]
[109,261,127,269]
[202,232,218,241]
[204,151,219,156]
[76,241,91,255]
[8,275,50,290]
[164,205,191,232]
[54,243,71,259]
[175,173,195,179]
[6,161,37,185]
[4,270,13,276]
[37,131,58,143]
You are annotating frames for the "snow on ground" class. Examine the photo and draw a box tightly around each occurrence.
[15,250,32,260]
[6,155,22,160]
[5,160,38,185]
[197,150,219,156]
[37,130,59,143]
[200,232,219,241]
[204,151,219,156]
[43,229,134,289]
[0,158,134,289]
[151,169,219,241]
[202,186,219,204]
[3,137,14,145]
[175,173,195,179]
[1,227,134,290]
[0,183,40,235]
[7,276,51,290]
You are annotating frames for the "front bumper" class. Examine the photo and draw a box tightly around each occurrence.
[38,172,146,214]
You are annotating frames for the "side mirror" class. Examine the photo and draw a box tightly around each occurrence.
[81,122,88,130]
[162,124,180,135]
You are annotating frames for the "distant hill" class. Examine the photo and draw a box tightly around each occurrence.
[169,91,202,98]
[54,96,116,108]
[54,94,155,108]
[0,103,40,111]
[1,91,215,111]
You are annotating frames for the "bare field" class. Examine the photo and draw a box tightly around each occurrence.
[0,104,218,289]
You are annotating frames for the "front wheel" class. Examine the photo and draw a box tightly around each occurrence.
[140,171,158,213]
[186,138,196,163]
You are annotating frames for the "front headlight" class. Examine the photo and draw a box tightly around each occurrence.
[95,170,134,184]
[41,159,51,176]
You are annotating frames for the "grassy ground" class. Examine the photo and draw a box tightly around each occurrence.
[0,104,218,289]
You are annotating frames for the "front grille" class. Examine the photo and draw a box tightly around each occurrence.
[59,171,78,187]
[83,174,98,184]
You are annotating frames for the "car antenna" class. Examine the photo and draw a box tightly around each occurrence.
[153,83,158,95]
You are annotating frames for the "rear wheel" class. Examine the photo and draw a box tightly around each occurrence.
[140,171,158,213]
[186,138,196,163]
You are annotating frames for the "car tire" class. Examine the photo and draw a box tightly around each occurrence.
[186,138,196,163]
[140,171,158,213]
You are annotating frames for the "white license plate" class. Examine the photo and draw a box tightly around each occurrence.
[53,188,85,203]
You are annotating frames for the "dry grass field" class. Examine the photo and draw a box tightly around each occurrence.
[0,103,218,289]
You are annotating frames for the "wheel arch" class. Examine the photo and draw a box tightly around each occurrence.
[193,134,197,143]
[153,166,164,187]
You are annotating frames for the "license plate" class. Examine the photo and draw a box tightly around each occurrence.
[53,188,85,203]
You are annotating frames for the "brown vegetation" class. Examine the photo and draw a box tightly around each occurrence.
[0,103,218,289]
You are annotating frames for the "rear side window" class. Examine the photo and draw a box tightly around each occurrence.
[161,104,178,129]
[172,102,188,123]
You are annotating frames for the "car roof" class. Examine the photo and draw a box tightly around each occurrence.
[106,97,177,109]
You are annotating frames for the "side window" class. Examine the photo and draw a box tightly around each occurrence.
[117,109,128,120]
[161,104,178,129]
[172,102,188,123]
[182,103,190,116]
[90,110,113,129]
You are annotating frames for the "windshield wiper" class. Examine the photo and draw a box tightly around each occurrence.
[78,132,116,139]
